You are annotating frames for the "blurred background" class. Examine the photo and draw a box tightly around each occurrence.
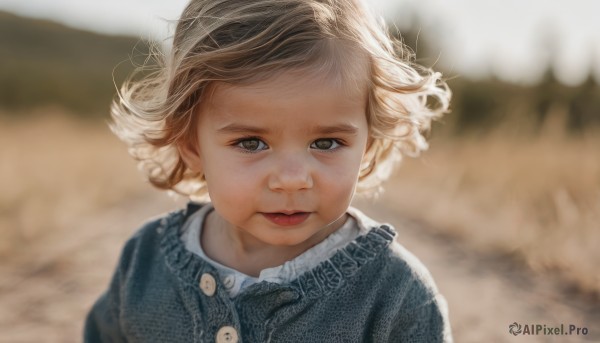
[0,0,598,342]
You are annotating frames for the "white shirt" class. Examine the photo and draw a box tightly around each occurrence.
[180,203,372,297]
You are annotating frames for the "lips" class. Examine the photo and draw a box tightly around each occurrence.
[262,212,310,226]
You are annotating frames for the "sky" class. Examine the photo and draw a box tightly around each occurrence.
[1,0,599,85]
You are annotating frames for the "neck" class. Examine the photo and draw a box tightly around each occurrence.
[201,209,345,277]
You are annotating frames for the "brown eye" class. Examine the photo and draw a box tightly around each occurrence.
[310,139,339,150]
[237,138,267,151]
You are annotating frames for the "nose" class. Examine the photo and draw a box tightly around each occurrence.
[268,152,313,192]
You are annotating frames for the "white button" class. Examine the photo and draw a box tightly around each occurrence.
[216,326,238,343]
[200,273,216,296]
[223,274,235,289]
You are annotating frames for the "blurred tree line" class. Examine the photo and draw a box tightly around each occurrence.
[447,74,600,135]
[392,18,600,136]
[0,10,599,134]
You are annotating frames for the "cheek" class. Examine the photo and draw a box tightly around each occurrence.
[203,157,264,201]
[318,154,363,193]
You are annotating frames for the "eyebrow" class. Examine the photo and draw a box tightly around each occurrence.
[216,123,359,135]
[312,124,359,135]
[216,124,269,134]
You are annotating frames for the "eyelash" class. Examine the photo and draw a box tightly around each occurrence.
[233,137,269,153]
[231,137,345,153]
[310,138,343,151]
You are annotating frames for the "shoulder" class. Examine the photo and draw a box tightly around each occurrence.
[382,241,452,341]
[348,207,440,297]
[346,228,442,311]
[379,239,450,323]
[384,240,439,297]
[333,208,452,341]
[349,208,449,315]
[355,221,451,341]
[376,223,452,341]
[115,202,200,273]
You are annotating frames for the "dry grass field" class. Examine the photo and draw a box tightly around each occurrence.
[384,122,600,298]
[0,111,149,259]
[0,112,177,341]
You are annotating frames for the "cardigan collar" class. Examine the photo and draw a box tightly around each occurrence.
[159,202,396,299]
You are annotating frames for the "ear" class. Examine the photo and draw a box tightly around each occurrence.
[178,139,203,173]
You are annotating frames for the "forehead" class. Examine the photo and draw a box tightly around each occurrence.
[217,69,363,104]
[205,50,370,104]
[205,40,371,99]
[199,69,369,130]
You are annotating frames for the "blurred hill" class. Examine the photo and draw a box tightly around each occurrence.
[1,10,599,132]
[0,11,145,117]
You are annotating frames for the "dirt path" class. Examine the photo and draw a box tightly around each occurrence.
[355,198,600,343]
[1,194,598,342]
[0,192,185,343]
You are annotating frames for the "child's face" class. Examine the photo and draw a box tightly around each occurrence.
[183,71,369,248]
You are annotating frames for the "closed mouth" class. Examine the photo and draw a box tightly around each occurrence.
[261,211,311,226]
[271,211,307,215]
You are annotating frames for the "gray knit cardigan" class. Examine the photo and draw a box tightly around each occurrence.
[84,203,452,342]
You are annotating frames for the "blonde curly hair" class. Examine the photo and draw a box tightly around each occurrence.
[110,0,450,200]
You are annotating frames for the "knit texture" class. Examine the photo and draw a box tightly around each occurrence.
[84,203,452,342]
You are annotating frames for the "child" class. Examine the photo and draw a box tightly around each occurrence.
[85,0,452,341]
